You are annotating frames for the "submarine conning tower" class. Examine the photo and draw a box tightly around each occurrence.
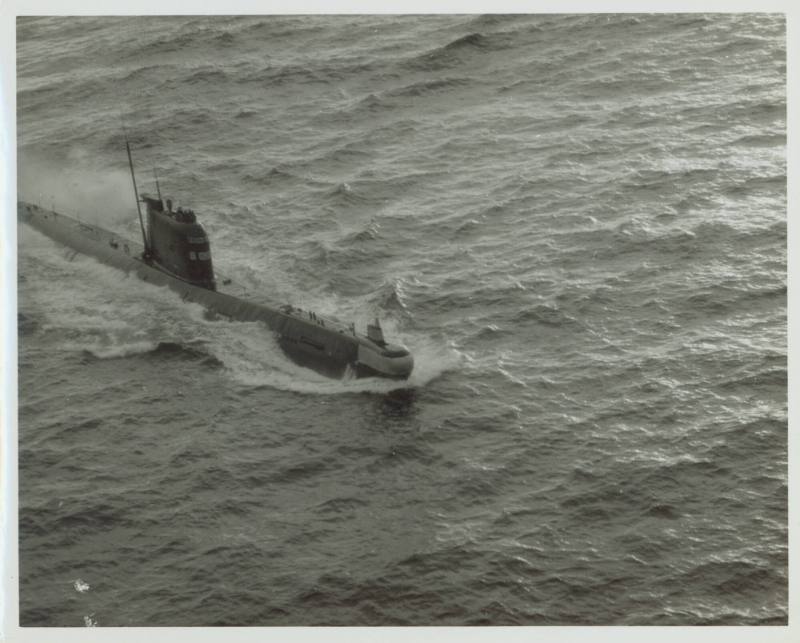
[142,194,216,291]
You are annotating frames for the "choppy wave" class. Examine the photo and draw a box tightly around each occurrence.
[16,12,786,627]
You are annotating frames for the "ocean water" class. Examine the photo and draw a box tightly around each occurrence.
[16,14,787,626]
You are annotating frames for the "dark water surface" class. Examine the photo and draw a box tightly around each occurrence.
[16,14,786,626]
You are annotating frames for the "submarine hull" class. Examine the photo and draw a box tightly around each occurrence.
[18,202,413,381]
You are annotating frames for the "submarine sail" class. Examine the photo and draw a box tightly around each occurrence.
[140,194,217,291]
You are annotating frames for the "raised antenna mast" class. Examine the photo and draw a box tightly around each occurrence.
[153,167,162,202]
[125,133,149,256]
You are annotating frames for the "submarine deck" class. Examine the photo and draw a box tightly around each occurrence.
[18,200,356,335]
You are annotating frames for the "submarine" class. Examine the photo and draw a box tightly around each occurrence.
[17,142,414,380]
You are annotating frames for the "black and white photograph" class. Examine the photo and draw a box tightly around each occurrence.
[4,2,791,637]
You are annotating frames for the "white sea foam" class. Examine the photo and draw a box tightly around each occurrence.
[78,339,161,360]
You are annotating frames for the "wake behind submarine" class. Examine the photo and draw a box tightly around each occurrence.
[18,143,414,380]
